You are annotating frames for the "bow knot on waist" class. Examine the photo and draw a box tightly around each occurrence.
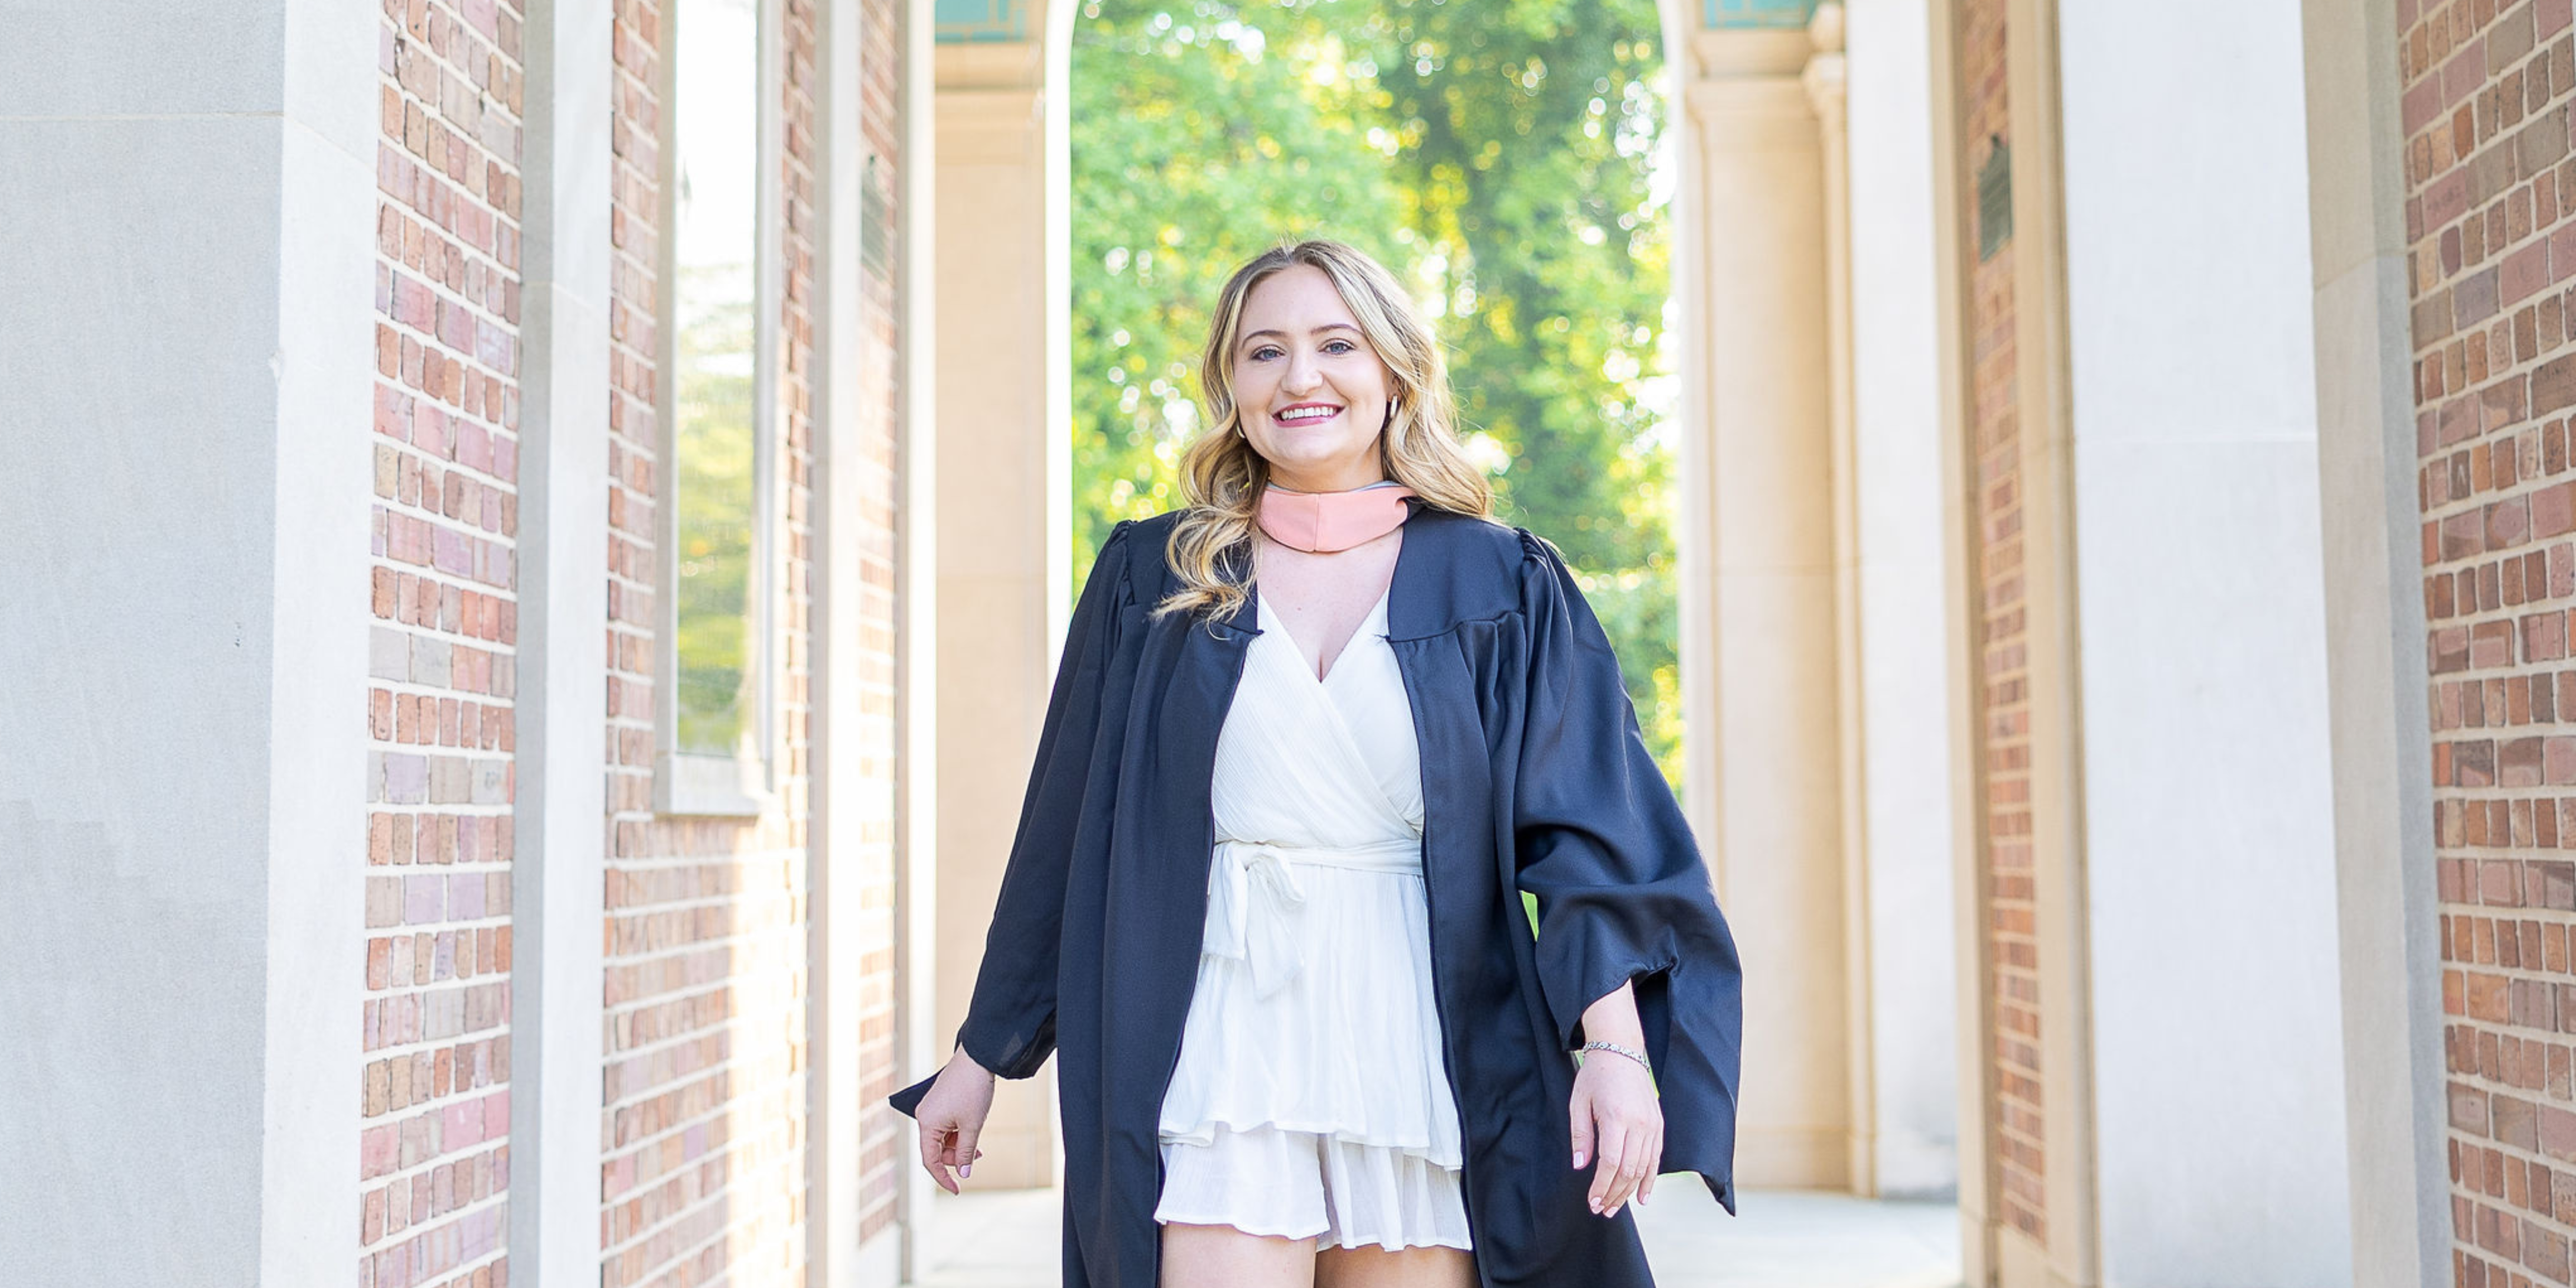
[1202,837,1423,999]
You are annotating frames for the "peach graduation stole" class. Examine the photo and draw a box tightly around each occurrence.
[1254,480,1417,553]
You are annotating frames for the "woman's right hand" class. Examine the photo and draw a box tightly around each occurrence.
[914,1049,999,1194]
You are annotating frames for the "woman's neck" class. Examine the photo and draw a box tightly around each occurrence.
[1265,464,1388,493]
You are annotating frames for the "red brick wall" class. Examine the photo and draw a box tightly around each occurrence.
[1957,0,2045,1247]
[599,0,829,1281]
[2399,0,2576,1282]
[365,1,525,1285]
[356,0,905,1279]
[852,0,910,1247]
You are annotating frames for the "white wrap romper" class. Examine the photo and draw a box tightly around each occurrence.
[1152,585,1474,1252]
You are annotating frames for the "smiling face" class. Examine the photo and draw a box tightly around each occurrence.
[1229,263,1397,493]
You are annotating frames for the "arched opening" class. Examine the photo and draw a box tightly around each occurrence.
[910,0,1966,1280]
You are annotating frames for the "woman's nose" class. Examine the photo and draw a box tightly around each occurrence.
[1282,350,1322,393]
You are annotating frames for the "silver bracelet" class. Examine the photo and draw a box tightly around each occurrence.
[1578,1040,1652,1075]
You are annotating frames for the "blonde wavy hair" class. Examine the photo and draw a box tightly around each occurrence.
[1155,239,1496,623]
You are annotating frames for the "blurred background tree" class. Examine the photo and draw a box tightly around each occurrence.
[670,270,758,759]
[1070,0,1681,784]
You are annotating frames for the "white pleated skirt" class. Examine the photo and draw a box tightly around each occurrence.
[1153,844,1472,1253]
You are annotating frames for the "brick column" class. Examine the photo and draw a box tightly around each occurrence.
[362,0,539,1279]
[2384,0,2576,1283]
[1931,0,2359,1283]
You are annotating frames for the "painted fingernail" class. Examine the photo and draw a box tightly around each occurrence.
[959,1164,972,1178]
[1572,1152,1586,1168]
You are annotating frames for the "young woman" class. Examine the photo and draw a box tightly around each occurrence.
[891,240,1742,1288]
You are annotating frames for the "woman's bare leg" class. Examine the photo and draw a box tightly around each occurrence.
[1159,1222,1320,1288]
[1313,1244,1476,1288]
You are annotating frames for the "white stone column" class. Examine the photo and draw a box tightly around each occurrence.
[2056,1,2355,1282]
[932,36,1067,1188]
[512,1,615,1282]
[1803,3,1881,1198]
[1844,0,1961,1201]
[1683,25,1852,1190]
[0,1,378,1281]
[809,0,876,1282]
[2299,0,2450,1282]
[896,0,947,1277]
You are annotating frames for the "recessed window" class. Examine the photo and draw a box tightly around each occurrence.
[659,0,776,815]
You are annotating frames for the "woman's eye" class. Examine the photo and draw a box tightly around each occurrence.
[1322,340,1356,354]
[1249,346,1282,362]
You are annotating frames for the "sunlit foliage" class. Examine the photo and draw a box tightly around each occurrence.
[1070,0,1682,784]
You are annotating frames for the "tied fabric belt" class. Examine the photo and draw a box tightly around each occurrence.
[1205,836,1425,999]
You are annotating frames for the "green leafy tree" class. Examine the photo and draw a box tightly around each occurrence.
[1070,4,1409,568]
[1321,0,1680,777]
[1070,0,1682,782]
[672,265,758,758]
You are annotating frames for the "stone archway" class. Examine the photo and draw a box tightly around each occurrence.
[913,0,1961,1213]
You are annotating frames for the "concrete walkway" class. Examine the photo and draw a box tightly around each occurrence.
[910,1183,1962,1288]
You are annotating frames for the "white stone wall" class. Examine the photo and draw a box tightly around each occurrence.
[0,1,379,1282]
[1847,0,1961,1202]
[2057,1,2355,1281]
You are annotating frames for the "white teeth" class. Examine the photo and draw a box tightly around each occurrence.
[1277,406,1338,423]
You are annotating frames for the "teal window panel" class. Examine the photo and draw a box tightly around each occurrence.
[935,0,1027,42]
[1705,0,1820,28]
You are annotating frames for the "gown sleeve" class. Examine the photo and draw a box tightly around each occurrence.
[1510,529,1745,1211]
[888,520,1139,1118]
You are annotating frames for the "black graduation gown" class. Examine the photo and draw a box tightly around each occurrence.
[890,501,1743,1288]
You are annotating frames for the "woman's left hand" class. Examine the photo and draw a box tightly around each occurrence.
[1569,981,1662,1217]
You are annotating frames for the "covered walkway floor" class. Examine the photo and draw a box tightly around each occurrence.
[909,1186,1963,1288]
